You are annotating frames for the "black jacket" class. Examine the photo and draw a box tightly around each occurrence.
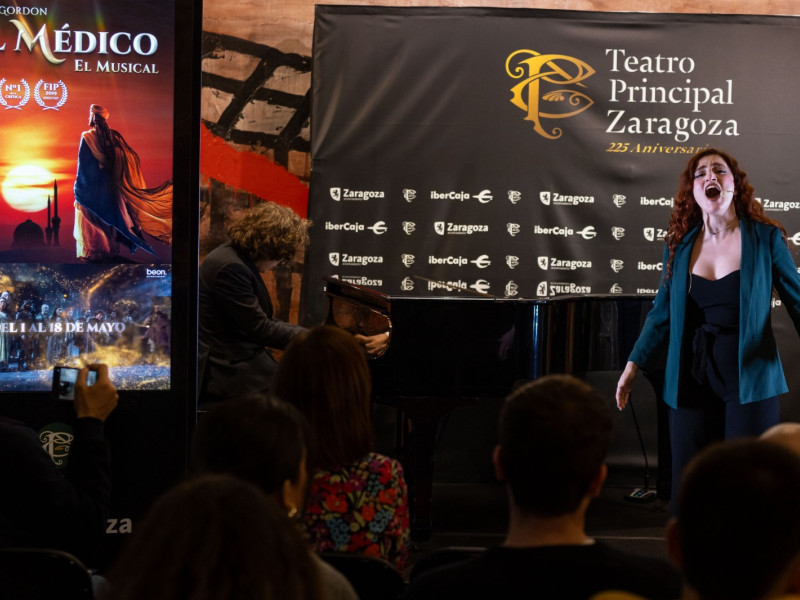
[198,242,305,402]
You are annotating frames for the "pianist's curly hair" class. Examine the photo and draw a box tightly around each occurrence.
[227,201,311,263]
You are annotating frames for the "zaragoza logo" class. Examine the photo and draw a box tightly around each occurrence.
[505,49,594,139]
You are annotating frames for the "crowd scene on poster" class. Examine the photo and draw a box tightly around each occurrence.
[0,289,170,373]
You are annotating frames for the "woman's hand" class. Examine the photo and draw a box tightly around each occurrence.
[616,361,639,411]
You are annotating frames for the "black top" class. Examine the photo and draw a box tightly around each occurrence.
[0,416,111,564]
[403,542,682,600]
[683,270,740,403]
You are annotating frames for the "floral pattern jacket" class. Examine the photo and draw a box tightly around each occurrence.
[302,452,410,572]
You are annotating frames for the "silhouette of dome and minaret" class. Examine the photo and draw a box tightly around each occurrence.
[12,219,45,247]
[2,179,72,262]
[11,180,61,248]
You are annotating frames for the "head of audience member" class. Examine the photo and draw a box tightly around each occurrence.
[271,325,373,470]
[190,396,311,518]
[760,422,800,458]
[494,374,612,518]
[666,439,800,600]
[103,474,322,600]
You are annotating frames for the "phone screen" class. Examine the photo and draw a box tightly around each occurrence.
[53,367,98,400]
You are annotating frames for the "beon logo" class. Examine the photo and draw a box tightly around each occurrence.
[146,268,167,278]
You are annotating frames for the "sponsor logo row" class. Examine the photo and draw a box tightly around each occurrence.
[328,187,796,213]
[329,252,663,273]
[328,273,662,298]
[330,187,595,206]
[324,220,800,245]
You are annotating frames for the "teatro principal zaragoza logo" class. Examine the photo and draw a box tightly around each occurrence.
[505,49,594,139]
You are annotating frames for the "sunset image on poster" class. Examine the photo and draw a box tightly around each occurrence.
[0,0,175,265]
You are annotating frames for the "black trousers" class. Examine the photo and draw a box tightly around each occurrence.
[668,395,780,509]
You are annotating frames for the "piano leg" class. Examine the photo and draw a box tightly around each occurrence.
[405,410,438,542]
[380,396,465,542]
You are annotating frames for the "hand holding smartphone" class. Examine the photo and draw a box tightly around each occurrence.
[53,366,98,400]
[53,364,118,422]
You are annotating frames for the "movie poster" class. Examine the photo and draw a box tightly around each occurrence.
[0,0,174,390]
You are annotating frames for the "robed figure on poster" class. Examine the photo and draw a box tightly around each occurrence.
[73,104,173,262]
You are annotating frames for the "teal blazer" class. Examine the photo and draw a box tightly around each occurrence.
[629,219,800,408]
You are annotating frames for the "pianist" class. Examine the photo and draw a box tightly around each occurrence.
[198,202,310,404]
[198,202,389,404]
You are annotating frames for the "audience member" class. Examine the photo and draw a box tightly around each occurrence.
[190,397,358,600]
[666,438,800,600]
[272,325,410,572]
[760,421,800,457]
[0,364,118,563]
[404,374,682,599]
[102,474,324,600]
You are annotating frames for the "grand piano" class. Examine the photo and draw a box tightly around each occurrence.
[324,276,661,540]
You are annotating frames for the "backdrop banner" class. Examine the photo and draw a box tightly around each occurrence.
[307,6,800,313]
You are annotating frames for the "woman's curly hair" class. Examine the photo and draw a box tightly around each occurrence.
[664,147,785,278]
[227,201,311,262]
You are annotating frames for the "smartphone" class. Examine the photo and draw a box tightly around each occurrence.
[52,366,98,400]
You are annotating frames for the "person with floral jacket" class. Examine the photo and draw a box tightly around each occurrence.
[273,325,410,572]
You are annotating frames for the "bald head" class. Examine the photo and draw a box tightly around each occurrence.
[761,422,800,459]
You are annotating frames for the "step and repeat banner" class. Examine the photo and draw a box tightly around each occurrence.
[306,7,800,321]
